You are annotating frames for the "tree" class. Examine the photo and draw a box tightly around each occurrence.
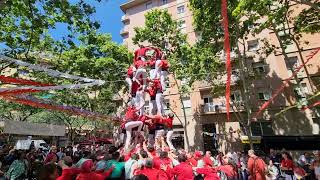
[133,9,221,150]
[0,1,133,140]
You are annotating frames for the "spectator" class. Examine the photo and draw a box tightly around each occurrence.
[267,159,279,180]
[132,174,149,180]
[37,163,57,180]
[135,158,168,180]
[105,151,125,179]
[5,151,27,180]
[57,147,66,160]
[195,157,220,180]
[76,159,113,180]
[247,150,266,180]
[125,153,139,180]
[281,152,295,180]
[169,154,194,180]
[218,155,238,180]
[57,156,80,180]
[45,146,58,165]
[313,157,320,180]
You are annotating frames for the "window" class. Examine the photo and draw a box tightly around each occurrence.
[177,5,185,14]
[258,91,271,101]
[286,56,299,70]
[146,1,153,9]
[178,20,186,29]
[251,121,274,136]
[164,99,170,110]
[203,96,214,112]
[300,83,309,95]
[182,97,191,108]
[252,62,266,74]
[247,40,259,51]
[162,0,168,4]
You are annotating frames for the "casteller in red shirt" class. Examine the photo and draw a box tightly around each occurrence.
[134,159,169,180]
[125,106,139,121]
[57,168,81,180]
[169,154,194,180]
[196,167,220,180]
[160,59,170,71]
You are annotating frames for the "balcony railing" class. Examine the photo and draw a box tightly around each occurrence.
[202,102,245,114]
[120,27,129,36]
[218,50,238,62]
[121,15,129,22]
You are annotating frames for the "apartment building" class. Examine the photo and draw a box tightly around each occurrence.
[120,0,320,152]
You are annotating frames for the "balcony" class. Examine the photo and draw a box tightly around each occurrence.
[202,102,245,114]
[198,74,240,90]
[121,14,130,23]
[217,50,238,63]
[120,27,129,36]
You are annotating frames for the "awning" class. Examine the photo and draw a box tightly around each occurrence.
[3,120,65,137]
[240,136,262,144]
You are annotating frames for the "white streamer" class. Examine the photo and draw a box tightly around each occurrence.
[0,55,105,83]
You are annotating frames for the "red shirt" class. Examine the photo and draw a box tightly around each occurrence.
[127,66,135,78]
[125,107,139,121]
[76,172,111,180]
[162,117,173,129]
[134,59,147,68]
[135,168,168,180]
[188,158,198,167]
[160,60,169,70]
[281,159,294,170]
[196,167,220,180]
[134,47,152,61]
[170,162,194,180]
[149,59,156,68]
[145,87,156,97]
[217,165,237,178]
[153,157,172,170]
[153,79,162,92]
[57,168,81,180]
[131,81,140,94]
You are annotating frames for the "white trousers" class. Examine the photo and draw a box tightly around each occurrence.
[150,69,156,80]
[160,70,168,91]
[156,93,164,115]
[155,60,161,79]
[149,99,157,115]
[125,77,132,95]
[133,90,145,115]
[124,121,143,150]
[166,130,175,150]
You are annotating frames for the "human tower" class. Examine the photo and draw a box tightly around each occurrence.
[121,46,175,151]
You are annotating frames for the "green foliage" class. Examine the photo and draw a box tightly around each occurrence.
[0,0,100,56]
[0,0,132,137]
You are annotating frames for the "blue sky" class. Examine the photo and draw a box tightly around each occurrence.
[50,0,128,44]
[91,0,128,43]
